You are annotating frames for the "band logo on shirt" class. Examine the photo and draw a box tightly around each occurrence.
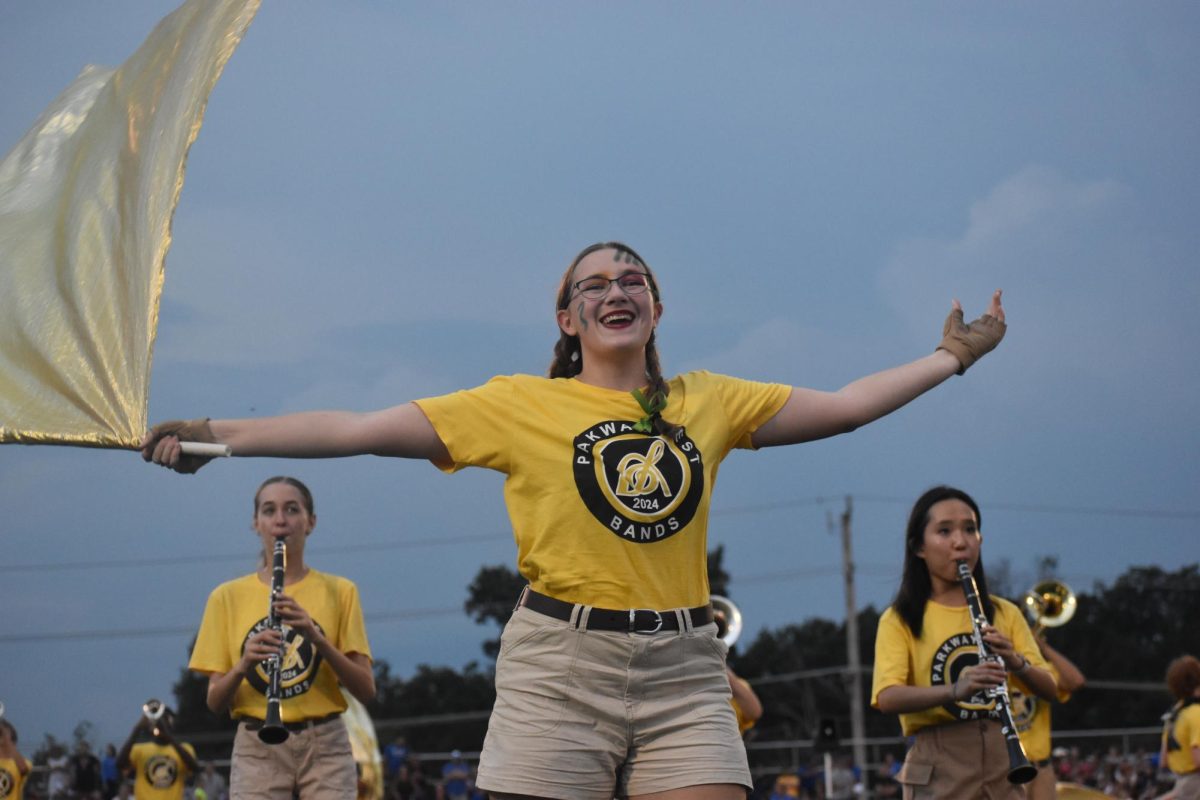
[144,755,179,789]
[1009,686,1038,732]
[932,633,1001,720]
[243,618,326,699]
[0,766,16,799]
[573,420,703,543]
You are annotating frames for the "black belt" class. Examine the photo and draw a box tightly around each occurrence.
[238,713,341,733]
[518,588,713,633]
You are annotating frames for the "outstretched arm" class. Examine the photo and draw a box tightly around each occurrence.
[143,402,450,472]
[752,291,1005,448]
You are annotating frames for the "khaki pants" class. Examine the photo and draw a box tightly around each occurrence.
[1025,764,1054,800]
[476,605,750,800]
[898,719,1026,800]
[230,717,356,800]
[1175,771,1200,800]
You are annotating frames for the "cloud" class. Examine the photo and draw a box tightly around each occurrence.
[878,164,1199,423]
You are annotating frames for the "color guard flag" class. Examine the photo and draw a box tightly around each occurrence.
[0,0,260,448]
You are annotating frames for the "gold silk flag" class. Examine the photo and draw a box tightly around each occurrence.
[0,0,260,449]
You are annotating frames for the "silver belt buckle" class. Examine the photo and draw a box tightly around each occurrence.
[629,608,663,634]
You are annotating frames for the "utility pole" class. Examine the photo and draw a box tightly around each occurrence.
[841,495,868,777]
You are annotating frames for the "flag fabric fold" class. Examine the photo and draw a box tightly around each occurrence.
[0,0,260,448]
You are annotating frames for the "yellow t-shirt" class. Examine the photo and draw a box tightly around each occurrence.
[1164,701,1200,775]
[1012,660,1072,761]
[189,569,372,722]
[415,371,790,609]
[871,596,1049,736]
[127,742,195,800]
[0,758,26,800]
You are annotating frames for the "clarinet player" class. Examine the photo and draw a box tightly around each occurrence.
[189,476,374,800]
[872,486,1057,799]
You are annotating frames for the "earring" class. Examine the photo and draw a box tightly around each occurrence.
[571,351,580,362]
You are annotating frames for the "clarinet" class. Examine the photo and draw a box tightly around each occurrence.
[258,538,290,744]
[955,559,1037,784]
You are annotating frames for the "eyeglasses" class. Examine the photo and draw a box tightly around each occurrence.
[571,272,652,301]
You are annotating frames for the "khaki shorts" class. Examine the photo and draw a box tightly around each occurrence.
[231,716,356,800]
[898,719,1025,800]
[476,605,750,800]
[1175,771,1200,800]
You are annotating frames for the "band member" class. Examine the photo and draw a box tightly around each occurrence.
[872,486,1057,800]
[714,606,763,735]
[1162,654,1200,800]
[1012,635,1086,800]
[188,476,373,800]
[0,720,31,800]
[116,708,197,800]
[146,242,1006,800]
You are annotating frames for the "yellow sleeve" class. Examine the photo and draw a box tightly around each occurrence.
[871,607,912,708]
[414,377,514,473]
[700,372,791,451]
[188,585,233,675]
[338,579,372,660]
[994,598,1051,672]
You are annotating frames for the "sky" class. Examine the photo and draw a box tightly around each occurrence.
[1,2,1198,751]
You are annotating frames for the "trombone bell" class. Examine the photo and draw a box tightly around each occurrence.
[710,595,743,648]
[1022,580,1076,629]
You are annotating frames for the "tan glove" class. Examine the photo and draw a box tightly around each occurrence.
[143,417,217,474]
[937,306,1006,375]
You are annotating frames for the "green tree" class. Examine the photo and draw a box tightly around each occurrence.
[1044,564,1200,732]
[463,564,526,658]
[707,544,732,598]
[371,663,496,754]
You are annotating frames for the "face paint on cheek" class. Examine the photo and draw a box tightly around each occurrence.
[576,299,588,331]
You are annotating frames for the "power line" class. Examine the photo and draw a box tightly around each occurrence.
[0,606,465,644]
[5,493,1195,575]
[854,493,1200,520]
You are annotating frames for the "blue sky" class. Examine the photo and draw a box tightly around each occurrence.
[1,2,1198,750]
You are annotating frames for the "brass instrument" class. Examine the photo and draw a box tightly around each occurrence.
[1022,579,1076,634]
[710,595,743,648]
[142,698,166,736]
[957,560,1037,784]
[258,538,290,744]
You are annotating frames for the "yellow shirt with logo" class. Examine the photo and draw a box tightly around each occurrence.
[189,570,371,722]
[871,597,1048,736]
[1164,701,1200,775]
[127,742,195,800]
[1012,660,1071,762]
[415,371,790,610]
[0,758,26,800]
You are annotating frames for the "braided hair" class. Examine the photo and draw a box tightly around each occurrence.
[549,242,677,437]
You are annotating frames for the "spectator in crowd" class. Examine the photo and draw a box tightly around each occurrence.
[440,752,469,800]
[47,743,71,800]
[71,741,103,800]
[383,736,410,782]
[872,752,901,799]
[101,745,122,800]
[194,762,227,800]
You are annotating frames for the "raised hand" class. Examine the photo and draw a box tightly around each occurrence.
[937,289,1006,374]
